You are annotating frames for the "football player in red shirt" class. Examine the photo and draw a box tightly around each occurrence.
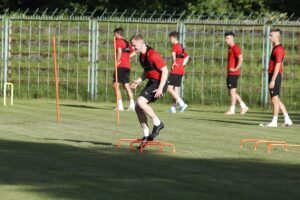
[113,28,135,111]
[265,28,292,127]
[224,31,249,115]
[167,31,189,113]
[130,34,168,147]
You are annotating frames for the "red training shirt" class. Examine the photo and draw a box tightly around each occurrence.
[171,43,188,75]
[116,38,132,69]
[269,44,284,74]
[227,44,241,76]
[140,48,166,80]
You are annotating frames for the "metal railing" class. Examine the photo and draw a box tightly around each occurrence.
[1,10,299,108]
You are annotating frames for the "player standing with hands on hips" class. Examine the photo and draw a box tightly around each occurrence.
[167,31,189,113]
[113,28,135,111]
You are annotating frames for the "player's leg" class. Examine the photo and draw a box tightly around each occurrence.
[265,73,292,127]
[235,93,249,114]
[135,101,150,144]
[278,98,292,126]
[167,85,177,113]
[124,83,135,111]
[113,69,124,111]
[113,82,124,111]
[225,75,236,114]
[167,74,187,112]
[225,88,237,114]
[136,96,164,140]
[122,69,135,111]
[265,95,280,127]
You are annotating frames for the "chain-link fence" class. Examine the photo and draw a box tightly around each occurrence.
[1,10,299,108]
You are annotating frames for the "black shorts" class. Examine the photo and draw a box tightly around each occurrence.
[140,79,168,102]
[113,67,130,84]
[168,74,183,87]
[269,73,282,97]
[227,75,239,89]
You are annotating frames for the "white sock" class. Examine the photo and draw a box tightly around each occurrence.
[143,127,150,137]
[229,106,235,113]
[170,106,176,112]
[272,116,278,124]
[152,117,161,126]
[240,101,247,109]
[283,113,291,121]
[177,98,185,107]
[118,99,123,108]
[129,99,135,107]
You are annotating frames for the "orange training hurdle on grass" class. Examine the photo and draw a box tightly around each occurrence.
[254,140,287,151]
[240,138,265,150]
[116,138,176,154]
[267,143,300,154]
[52,36,60,123]
[113,36,120,125]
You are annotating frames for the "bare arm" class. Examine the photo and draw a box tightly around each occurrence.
[269,63,281,89]
[130,50,136,58]
[229,54,243,71]
[153,66,169,98]
[130,71,146,89]
[116,48,122,65]
[183,56,189,66]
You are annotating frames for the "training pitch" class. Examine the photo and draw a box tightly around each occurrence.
[0,100,299,200]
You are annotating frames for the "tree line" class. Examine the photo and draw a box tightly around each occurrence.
[0,0,299,18]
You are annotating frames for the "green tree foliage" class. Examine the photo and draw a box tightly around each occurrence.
[0,0,299,18]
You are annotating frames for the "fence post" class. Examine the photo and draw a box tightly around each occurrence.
[95,21,99,100]
[91,20,96,100]
[263,25,271,107]
[178,22,186,99]
[87,19,91,99]
[3,18,9,86]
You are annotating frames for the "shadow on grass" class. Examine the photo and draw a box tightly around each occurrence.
[59,104,113,111]
[182,117,257,126]
[0,139,300,200]
[43,138,113,146]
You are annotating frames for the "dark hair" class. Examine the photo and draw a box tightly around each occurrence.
[114,28,124,36]
[224,31,235,37]
[169,31,180,39]
[130,34,144,41]
[270,28,282,35]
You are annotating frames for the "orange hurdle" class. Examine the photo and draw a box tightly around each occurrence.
[254,140,287,151]
[240,138,266,150]
[116,138,141,148]
[116,138,176,154]
[267,143,300,154]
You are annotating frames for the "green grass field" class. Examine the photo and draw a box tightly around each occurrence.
[0,99,300,200]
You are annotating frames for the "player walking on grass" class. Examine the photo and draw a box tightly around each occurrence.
[265,28,292,127]
[224,31,249,115]
[130,34,168,147]
[167,31,189,113]
[113,28,135,111]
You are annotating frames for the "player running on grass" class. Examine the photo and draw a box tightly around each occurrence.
[167,31,189,113]
[224,31,249,115]
[264,28,292,127]
[130,34,168,148]
[113,28,135,111]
